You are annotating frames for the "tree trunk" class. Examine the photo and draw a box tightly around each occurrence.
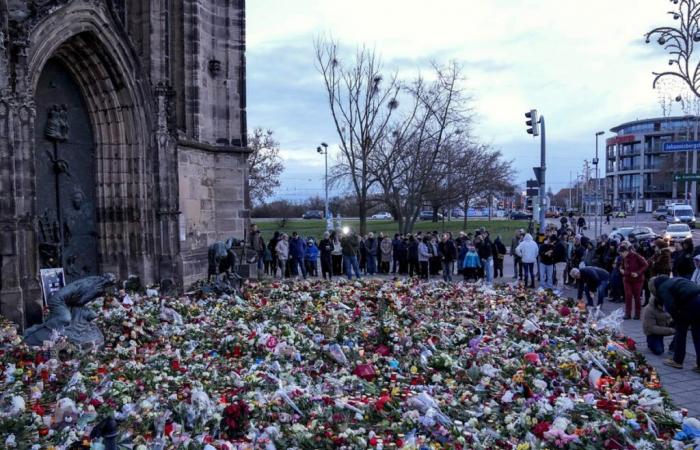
[359,200,367,236]
[432,206,440,223]
[462,197,469,230]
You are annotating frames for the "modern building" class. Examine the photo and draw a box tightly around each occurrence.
[0,1,250,328]
[606,116,698,212]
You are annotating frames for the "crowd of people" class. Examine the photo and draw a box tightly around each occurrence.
[248,217,700,372]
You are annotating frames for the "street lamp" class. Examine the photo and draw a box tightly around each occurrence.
[317,143,330,229]
[594,131,605,237]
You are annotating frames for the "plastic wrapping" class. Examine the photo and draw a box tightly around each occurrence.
[596,308,625,334]
[327,344,348,365]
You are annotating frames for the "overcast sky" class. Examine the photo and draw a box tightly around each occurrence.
[247,0,681,202]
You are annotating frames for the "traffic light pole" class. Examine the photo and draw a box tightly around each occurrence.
[539,116,546,230]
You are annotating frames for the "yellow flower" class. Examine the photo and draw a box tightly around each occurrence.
[517,444,531,450]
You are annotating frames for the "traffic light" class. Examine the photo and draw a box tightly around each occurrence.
[525,109,539,136]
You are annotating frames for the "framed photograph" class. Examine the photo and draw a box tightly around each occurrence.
[40,268,65,307]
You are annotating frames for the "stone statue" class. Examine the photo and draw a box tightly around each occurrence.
[24,273,116,347]
[45,104,69,142]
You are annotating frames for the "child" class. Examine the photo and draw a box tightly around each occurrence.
[462,245,481,282]
[305,238,319,277]
[642,295,675,355]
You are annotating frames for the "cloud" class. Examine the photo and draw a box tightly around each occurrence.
[246,0,683,200]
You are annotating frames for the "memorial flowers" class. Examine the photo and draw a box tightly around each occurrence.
[0,279,697,449]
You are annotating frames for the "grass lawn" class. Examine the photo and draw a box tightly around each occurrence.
[254,218,530,241]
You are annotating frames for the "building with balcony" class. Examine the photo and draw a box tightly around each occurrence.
[606,116,698,212]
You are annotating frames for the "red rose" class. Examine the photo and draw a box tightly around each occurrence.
[532,421,551,439]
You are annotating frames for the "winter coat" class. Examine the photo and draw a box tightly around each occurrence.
[275,240,289,260]
[380,238,393,262]
[621,251,649,283]
[438,240,458,262]
[553,240,567,264]
[477,239,493,259]
[463,250,482,269]
[515,234,539,263]
[289,237,307,259]
[408,241,419,261]
[672,250,695,278]
[366,238,378,257]
[418,242,431,262]
[319,239,333,260]
[539,243,556,266]
[577,267,610,299]
[510,235,522,257]
[642,305,675,337]
[493,238,507,259]
[305,243,319,262]
[654,276,700,318]
[649,248,672,277]
[457,243,468,268]
[341,235,360,257]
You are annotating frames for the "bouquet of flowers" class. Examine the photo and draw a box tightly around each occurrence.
[0,279,696,449]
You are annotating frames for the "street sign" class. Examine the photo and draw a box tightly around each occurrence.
[663,141,700,152]
[673,173,700,182]
[526,188,539,197]
[526,179,539,188]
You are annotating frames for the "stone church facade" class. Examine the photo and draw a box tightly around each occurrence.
[0,0,250,328]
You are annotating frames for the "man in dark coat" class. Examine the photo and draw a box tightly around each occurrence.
[650,275,700,371]
[570,266,610,307]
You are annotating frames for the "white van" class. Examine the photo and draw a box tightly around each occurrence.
[666,204,696,228]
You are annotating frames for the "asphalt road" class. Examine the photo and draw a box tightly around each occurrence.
[559,213,700,244]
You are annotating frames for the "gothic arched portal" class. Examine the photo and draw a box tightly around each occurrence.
[35,59,99,282]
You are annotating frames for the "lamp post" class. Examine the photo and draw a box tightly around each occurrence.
[317,142,330,230]
[594,131,605,237]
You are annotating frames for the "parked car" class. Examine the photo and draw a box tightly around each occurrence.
[419,211,444,221]
[370,212,393,220]
[545,210,560,218]
[628,227,658,242]
[663,223,693,242]
[666,204,696,228]
[613,211,627,218]
[509,211,533,220]
[609,227,634,242]
[450,208,466,218]
[653,206,668,221]
[301,210,323,220]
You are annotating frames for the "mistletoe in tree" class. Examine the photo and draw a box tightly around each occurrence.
[646,0,700,97]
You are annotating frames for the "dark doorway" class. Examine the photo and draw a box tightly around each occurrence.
[35,59,99,282]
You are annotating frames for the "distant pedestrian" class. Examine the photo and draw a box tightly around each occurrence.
[493,236,507,278]
[438,232,457,282]
[577,215,586,234]
[380,233,393,274]
[275,234,289,279]
[619,242,649,320]
[319,231,333,279]
[516,233,539,288]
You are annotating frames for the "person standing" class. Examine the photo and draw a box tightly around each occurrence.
[319,232,334,279]
[275,234,289,279]
[289,232,307,279]
[268,231,281,277]
[619,242,649,320]
[538,236,556,290]
[691,255,700,285]
[429,235,441,276]
[462,243,481,282]
[331,231,343,276]
[511,229,523,280]
[250,224,266,279]
[493,236,507,278]
[391,234,402,274]
[577,215,586,234]
[516,233,539,288]
[650,275,700,372]
[407,235,419,277]
[341,230,361,280]
[366,232,378,275]
[478,233,494,284]
[418,236,431,280]
[672,237,696,279]
[304,237,319,277]
[438,233,457,282]
[380,234,393,274]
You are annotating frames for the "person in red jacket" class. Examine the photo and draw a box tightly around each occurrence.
[619,242,649,320]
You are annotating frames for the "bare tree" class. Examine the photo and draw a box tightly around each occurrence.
[315,36,400,235]
[247,128,284,207]
[372,62,472,234]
